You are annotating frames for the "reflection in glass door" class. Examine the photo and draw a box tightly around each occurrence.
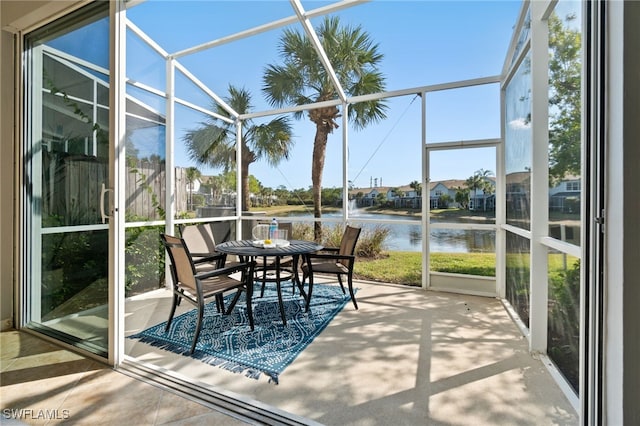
[23,3,110,356]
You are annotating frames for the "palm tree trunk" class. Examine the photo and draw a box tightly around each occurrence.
[312,126,330,242]
[241,162,250,212]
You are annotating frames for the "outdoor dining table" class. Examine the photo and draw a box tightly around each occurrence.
[214,239,323,325]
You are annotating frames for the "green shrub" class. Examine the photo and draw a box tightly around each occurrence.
[291,223,389,258]
[322,224,345,248]
[292,222,314,241]
[355,225,390,258]
[125,224,165,296]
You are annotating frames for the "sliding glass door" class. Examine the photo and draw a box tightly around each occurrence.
[23,3,111,356]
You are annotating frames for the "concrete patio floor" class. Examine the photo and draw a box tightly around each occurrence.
[2,280,578,425]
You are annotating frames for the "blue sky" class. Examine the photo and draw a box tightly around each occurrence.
[124,0,522,190]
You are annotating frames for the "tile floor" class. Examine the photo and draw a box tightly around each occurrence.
[1,330,249,425]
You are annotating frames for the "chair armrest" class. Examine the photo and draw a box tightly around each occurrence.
[195,261,255,280]
[317,247,339,253]
[191,252,226,264]
[307,253,355,262]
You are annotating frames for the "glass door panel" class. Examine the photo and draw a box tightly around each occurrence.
[24,4,110,356]
[426,145,498,295]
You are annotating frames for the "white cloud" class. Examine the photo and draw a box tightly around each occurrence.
[509,118,531,130]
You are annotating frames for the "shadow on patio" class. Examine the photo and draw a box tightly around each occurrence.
[124,279,578,425]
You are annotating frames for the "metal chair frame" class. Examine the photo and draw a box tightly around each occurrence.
[161,234,255,354]
[301,225,362,310]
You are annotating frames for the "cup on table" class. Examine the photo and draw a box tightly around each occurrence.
[273,229,288,241]
[252,224,270,241]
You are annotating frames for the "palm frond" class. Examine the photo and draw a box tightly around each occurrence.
[183,123,235,168]
[252,116,295,166]
[226,85,253,114]
[263,15,386,126]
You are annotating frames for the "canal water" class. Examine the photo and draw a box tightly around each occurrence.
[286,211,495,253]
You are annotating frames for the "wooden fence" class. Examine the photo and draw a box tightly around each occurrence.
[126,161,187,220]
[42,153,188,223]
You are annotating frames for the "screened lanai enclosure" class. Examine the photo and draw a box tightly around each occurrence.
[21,0,584,423]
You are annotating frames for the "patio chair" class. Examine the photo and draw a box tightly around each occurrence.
[161,234,255,354]
[301,225,361,310]
[179,223,228,272]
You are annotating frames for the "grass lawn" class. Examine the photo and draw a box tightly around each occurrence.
[355,251,496,286]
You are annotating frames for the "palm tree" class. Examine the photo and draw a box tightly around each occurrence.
[185,166,201,210]
[465,168,494,211]
[409,180,422,209]
[409,180,422,196]
[481,178,495,211]
[455,187,470,210]
[183,85,294,212]
[263,16,387,241]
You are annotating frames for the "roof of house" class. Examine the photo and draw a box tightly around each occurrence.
[430,179,467,190]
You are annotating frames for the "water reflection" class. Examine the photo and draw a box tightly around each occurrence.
[365,220,495,253]
[430,228,495,253]
[409,228,421,245]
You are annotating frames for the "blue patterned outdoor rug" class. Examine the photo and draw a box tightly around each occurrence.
[129,283,353,384]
